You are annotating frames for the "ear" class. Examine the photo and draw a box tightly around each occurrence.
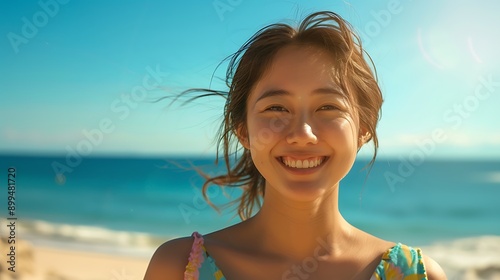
[358,127,371,149]
[236,125,250,149]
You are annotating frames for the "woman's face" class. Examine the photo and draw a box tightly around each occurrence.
[243,45,361,202]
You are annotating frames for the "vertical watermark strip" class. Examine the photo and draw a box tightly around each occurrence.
[6,167,17,273]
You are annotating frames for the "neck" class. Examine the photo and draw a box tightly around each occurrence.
[247,183,354,261]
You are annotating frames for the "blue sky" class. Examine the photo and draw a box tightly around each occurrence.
[1,0,499,159]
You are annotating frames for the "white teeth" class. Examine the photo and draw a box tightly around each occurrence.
[282,157,324,169]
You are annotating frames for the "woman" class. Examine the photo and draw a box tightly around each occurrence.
[144,11,447,280]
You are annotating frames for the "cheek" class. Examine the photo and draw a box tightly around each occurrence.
[247,115,289,150]
[323,117,358,150]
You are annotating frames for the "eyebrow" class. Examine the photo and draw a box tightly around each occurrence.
[255,86,345,103]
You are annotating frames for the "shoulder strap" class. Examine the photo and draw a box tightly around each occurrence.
[184,232,206,280]
[373,243,427,279]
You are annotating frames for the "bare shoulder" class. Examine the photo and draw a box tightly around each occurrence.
[143,236,194,280]
[356,229,397,253]
[422,254,447,280]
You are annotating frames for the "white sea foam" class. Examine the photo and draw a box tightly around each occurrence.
[421,236,500,280]
[475,171,500,184]
[485,172,500,184]
[1,219,172,257]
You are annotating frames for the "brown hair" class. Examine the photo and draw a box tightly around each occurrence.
[178,11,383,220]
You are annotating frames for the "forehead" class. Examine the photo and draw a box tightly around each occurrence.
[257,45,335,87]
[271,44,334,67]
[252,45,340,93]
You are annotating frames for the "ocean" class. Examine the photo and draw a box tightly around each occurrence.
[1,154,499,277]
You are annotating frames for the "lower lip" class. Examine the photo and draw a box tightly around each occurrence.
[277,157,328,175]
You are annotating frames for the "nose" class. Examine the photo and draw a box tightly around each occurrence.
[286,117,318,145]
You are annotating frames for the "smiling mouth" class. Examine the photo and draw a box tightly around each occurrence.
[279,156,328,169]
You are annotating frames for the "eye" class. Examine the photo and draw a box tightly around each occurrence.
[318,105,339,111]
[265,105,288,112]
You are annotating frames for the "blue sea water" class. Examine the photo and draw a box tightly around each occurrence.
[0,154,499,256]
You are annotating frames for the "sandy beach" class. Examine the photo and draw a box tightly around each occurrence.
[0,237,151,280]
[421,236,500,280]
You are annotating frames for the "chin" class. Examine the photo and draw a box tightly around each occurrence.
[271,180,339,202]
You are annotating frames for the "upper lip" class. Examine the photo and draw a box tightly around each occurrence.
[277,152,328,159]
[278,155,326,160]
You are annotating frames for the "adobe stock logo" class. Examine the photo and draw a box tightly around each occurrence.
[212,0,243,21]
[384,75,499,191]
[357,0,408,46]
[7,0,70,54]
[282,234,333,280]
[51,65,169,185]
[178,185,221,224]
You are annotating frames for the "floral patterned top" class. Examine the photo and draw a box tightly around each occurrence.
[184,232,427,280]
